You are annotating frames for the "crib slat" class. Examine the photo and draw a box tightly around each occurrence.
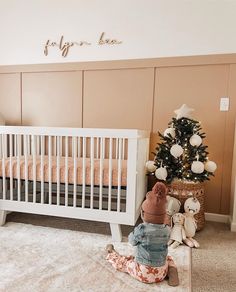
[40,136,44,204]
[17,135,21,201]
[1,134,6,200]
[53,136,56,156]
[122,138,125,160]
[115,138,119,159]
[78,136,81,158]
[24,135,29,202]
[99,137,104,210]
[14,134,17,156]
[108,138,113,211]
[82,137,86,208]
[90,137,94,209]
[59,136,62,156]
[32,135,36,203]
[102,138,105,160]
[57,136,60,206]
[117,138,122,212]
[0,134,2,159]
[48,136,52,205]
[0,134,2,198]
[9,134,13,201]
[27,134,31,155]
[73,136,77,208]
[36,135,40,155]
[96,137,99,159]
[65,136,68,207]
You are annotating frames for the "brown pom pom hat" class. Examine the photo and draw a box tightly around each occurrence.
[141,182,167,224]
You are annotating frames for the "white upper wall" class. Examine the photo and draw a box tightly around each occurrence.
[0,0,236,65]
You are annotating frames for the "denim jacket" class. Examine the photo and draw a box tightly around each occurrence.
[128,222,171,267]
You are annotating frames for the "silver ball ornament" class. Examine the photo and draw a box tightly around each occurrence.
[170,144,183,158]
[204,161,217,173]
[189,134,202,147]
[164,128,175,138]
[145,160,156,172]
[191,161,204,174]
[155,167,167,181]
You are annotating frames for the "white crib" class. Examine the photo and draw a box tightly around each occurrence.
[0,126,149,241]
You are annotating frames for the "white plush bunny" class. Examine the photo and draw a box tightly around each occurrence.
[166,195,181,216]
[168,213,186,249]
[183,197,200,248]
[166,195,181,226]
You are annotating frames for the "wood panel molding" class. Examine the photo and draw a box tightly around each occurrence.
[0,53,236,73]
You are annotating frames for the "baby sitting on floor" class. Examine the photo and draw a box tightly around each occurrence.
[105,182,179,286]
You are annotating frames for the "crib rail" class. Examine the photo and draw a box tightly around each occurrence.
[0,126,149,227]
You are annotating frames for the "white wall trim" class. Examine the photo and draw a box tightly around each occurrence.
[205,212,230,224]
[230,222,236,232]
[229,216,236,232]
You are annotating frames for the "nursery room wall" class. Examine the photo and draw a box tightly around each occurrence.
[0,0,236,218]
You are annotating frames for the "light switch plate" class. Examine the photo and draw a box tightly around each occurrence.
[220,97,229,111]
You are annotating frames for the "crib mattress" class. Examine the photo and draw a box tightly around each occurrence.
[0,156,127,187]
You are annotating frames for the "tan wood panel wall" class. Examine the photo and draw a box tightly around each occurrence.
[22,71,83,127]
[0,55,235,215]
[83,68,154,129]
[0,73,21,125]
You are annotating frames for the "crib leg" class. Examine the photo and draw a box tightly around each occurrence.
[0,210,7,226]
[110,223,122,242]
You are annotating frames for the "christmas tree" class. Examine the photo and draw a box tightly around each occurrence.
[148,104,217,184]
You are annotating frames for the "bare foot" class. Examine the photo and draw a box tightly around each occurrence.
[106,244,115,253]
[168,266,179,287]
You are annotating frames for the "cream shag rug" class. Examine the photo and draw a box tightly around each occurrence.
[0,222,191,292]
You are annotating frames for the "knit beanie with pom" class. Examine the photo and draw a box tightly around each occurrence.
[141,182,167,224]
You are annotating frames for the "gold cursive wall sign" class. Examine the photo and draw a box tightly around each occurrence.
[44,32,122,57]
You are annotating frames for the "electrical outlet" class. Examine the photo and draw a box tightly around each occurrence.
[220,97,229,111]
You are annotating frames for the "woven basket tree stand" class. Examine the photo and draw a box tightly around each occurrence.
[168,180,205,231]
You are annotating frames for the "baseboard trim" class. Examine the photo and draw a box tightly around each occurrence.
[205,212,230,223]
[229,216,236,232]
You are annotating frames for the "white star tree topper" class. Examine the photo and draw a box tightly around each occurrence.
[174,104,194,119]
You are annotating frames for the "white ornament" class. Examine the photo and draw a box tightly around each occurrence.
[145,160,157,172]
[164,127,176,138]
[170,144,183,158]
[204,161,217,173]
[174,104,194,119]
[189,134,202,147]
[155,167,168,181]
[191,161,204,174]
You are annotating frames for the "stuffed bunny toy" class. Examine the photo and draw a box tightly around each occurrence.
[166,195,181,225]
[168,213,186,248]
[183,197,200,248]
[166,195,181,226]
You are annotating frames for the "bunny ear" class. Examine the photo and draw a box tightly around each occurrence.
[190,192,197,201]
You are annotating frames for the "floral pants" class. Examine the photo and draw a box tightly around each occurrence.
[106,251,176,284]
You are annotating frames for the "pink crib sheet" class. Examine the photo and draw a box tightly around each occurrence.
[0,156,127,187]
